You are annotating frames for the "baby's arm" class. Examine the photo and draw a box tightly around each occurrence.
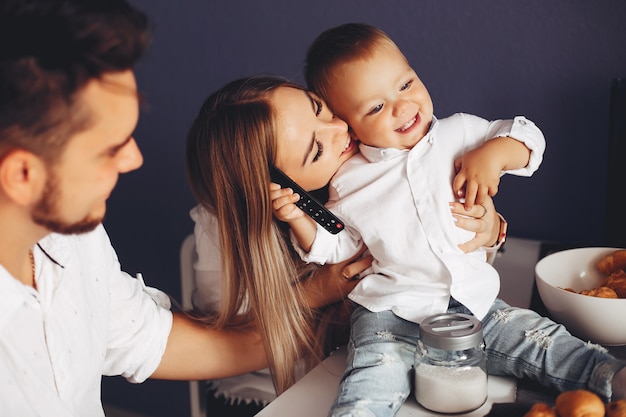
[453,136,531,209]
[453,114,546,209]
[270,182,317,252]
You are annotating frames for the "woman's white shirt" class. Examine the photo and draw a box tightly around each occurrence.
[190,206,277,406]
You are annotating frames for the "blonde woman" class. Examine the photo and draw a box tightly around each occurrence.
[184,75,501,415]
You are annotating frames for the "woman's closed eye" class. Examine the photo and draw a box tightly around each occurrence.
[313,98,323,116]
[306,91,324,117]
[312,140,323,162]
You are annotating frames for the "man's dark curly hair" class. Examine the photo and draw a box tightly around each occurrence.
[0,0,150,162]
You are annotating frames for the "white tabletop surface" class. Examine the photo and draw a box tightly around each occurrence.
[256,237,541,417]
[256,347,516,417]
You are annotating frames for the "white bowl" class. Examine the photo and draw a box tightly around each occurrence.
[535,247,626,346]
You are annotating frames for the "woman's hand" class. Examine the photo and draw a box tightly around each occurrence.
[302,247,373,309]
[450,195,500,253]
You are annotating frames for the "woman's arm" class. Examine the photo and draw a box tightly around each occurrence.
[189,206,223,313]
[302,247,373,309]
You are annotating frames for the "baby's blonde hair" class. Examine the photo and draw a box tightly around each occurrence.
[305,23,394,103]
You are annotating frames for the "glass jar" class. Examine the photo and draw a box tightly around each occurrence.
[414,313,488,413]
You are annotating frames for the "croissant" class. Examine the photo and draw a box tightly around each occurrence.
[600,270,626,298]
[555,390,605,417]
[523,403,557,417]
[607,399,626,417]
[597,250,626,275]
[580,286,618,298]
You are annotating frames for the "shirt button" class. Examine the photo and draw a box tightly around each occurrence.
[518,118,527,125]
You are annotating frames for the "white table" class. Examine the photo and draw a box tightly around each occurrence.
[256,347,516,417]
[256,237,542,417]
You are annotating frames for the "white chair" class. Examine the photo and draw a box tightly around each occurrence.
[180,234,208,417]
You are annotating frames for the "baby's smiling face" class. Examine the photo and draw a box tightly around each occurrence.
[326,40,434,150]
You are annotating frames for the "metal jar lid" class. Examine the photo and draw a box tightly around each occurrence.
[419,313,483,350]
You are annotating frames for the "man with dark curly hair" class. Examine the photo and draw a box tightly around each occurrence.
[0,1,267,415]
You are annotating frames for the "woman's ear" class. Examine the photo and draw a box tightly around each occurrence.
[0,150,46,206]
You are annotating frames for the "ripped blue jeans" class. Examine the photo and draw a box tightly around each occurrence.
[329,299,626,417]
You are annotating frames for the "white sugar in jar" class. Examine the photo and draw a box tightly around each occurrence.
[415,313,487,413]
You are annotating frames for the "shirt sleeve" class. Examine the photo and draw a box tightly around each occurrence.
[504,116,546,176]
[189,205,223,313]
[484,115,545,177]
[100,227,173,383]
[290,222,364,265]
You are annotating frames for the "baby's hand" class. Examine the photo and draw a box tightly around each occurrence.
[453,148,502,209]
[270,182,304,223]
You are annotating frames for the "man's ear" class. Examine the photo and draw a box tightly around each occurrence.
[0,150,46,206]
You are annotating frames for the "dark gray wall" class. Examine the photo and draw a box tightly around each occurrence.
[101,1,626,415]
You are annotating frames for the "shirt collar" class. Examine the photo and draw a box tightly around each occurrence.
[0,231,72,331]
[358,116,440,163]
[37,233,71,268]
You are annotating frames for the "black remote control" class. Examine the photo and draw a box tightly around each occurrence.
[270,167,344,234]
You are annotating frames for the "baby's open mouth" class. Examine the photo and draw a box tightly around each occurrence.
[341,137,356,155]
[396,113,420,133]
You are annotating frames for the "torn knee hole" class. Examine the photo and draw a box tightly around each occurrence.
[376,331,396,341]
[524,329,553,349]
[492,309,513,323]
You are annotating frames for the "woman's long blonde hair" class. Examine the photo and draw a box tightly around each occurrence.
[185,75,336,393]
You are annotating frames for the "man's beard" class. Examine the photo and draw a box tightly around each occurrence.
[31,174,103,235]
